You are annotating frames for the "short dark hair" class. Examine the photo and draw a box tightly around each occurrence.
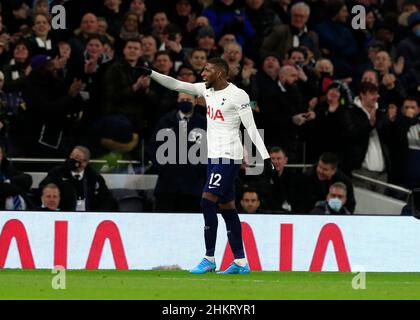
[123,11,140,23]
[177,64,195,76]
[125,38,143,48]
[359,81,379,95]
[241,187,260,200]
[87,33,106,45]
[288,47,308,60]
[154,50,172,61]
[319,152,339,167]
[190,47,207,58]
[207,57,229,77]
[403,96,419,106]
[163,23,182,36]
[270,146,287,157]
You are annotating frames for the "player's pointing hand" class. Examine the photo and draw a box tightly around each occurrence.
[136,66,152,77]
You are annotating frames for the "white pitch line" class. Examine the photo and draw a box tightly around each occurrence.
[158,277,284,283]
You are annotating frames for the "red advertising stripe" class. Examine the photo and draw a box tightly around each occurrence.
[85,220,128,270]
[0,219,35,269]
[309,223,351,272]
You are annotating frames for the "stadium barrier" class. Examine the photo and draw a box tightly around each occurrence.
[26,171,406,214]
[28,172,158,190]
[0,212,419,272]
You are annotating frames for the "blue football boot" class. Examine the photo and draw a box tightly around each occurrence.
[217,262,251,274]
[190,258,216,274]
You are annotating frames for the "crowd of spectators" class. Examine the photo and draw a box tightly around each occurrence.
[0,0,418,214]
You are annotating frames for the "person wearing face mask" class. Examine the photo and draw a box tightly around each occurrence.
[310,182,352,215]
[39,145,117,212]
[148,92,207,213]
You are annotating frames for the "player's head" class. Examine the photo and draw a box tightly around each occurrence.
[201,57,229,89]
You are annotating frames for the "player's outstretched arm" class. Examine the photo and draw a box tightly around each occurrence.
[238,103,270,160]
[140,67,203,96]
[240,108,275,176]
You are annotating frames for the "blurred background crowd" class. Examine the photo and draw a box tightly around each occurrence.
[0,0,418,214]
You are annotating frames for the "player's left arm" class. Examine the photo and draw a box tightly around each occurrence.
[235,91,270,160]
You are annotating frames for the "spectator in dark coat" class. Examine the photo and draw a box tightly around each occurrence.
[267,146,299,213]
[256,65,311,161]
[103,39,153,138]
[384,97,420,188]
[371,50,406,111]
[310,182,352,215]
[2,40,31,93]
[260,2,320,61]
[69,13,100,62]
[39,146,117,212]
[286,46,319,108]
[270,0,291,26]
[397,12,420,79]
[149,93,207,213]
[98,0,124,38]
[0,145,33,210]
[305,81,350,163]
[20,54,83,157]
[148,51,179,121]
[244,0,282,61]
[202,0,256,47]
[342,82,390,181]
[78,34,113,131]
[159,24,190,71]
[113,11,142,57]
[196,25,220,60]
[221,41,258,100]
[314,0,359,78]
[26,13,57,57]
[297,152,356,213]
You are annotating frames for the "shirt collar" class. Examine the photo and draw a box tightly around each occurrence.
[277,80,287,92]
[353,96,378,120]
[178,110,192,120]
[71,170,85,180]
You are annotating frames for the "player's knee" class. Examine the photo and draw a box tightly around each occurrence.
[219,201,235,210]
[200,197,217,211]
[220,208,239,222]
[202,192,218,203]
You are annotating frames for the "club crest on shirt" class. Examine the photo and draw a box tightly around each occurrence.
[207,106,225,121]
[240,103,251,110]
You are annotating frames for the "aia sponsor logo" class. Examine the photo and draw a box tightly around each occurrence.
[207,106,225,121]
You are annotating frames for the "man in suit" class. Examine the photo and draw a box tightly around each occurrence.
[39,145,117,211]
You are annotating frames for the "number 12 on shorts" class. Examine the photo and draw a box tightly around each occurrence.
[209,173,222,189]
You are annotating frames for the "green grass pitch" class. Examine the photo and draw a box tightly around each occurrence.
[0,270,420,300]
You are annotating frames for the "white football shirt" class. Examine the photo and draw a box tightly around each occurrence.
[150,71,269,160]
